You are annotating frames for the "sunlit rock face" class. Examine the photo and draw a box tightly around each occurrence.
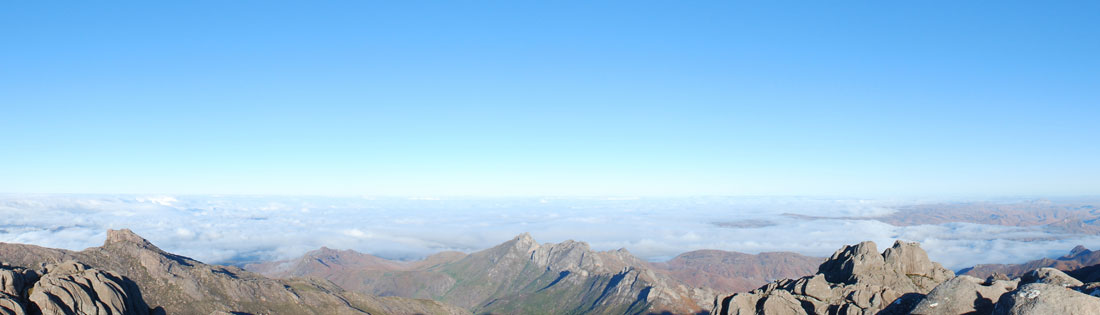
[713,240,955,315]
[712,239,1100,315]
[0,260,155,315]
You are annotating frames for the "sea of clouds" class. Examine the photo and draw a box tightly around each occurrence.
[0,194,1095,270]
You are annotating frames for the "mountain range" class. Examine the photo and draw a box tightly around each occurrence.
[787,200,1100,236]
[247,233,821,314]
[0,229,821,314]
[4,228,1100,314]
[961,245,1100,280]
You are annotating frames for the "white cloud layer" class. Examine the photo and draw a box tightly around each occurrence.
[0,194,1095,270]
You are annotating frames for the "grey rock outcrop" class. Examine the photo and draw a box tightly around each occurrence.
[713,239,1100,315]
[1019,267,1083,287]
[817,241,952,292]
[712,240,954,315]
[0,261,155,315]
[29,261,151,315]
[0,265,36,315]
[909,275,1017,315]
[992,283,1100,315]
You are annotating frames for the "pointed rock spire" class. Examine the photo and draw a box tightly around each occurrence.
[104,229,162,252]
[509,232,538,251]
[515,232,535,243]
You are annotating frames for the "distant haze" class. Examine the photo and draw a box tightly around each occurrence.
[3,194,1099,270]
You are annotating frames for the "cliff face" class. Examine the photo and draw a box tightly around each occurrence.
[0,229,469,315]
[251,233,716,314]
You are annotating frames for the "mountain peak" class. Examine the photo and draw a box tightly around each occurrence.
[505,232,538,251]
[104,229,160,251]
[515,232,535,242]
[1068,245,1091,257]
[312,246,342,256]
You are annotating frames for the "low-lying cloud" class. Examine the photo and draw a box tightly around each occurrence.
[0,194,1095,270]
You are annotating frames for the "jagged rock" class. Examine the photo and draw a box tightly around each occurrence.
[757,290,805,315]
[909,275,1017,315]
[715,290,763,315]
[986,273,1010,284]
[28,261,151,315]
[818,241,883,284]
[1020,267,1083,287]
[0,266,36,298]
[993,282,1100,315]
[817,241,951,293]
[0,293,24,315]
[0,262,151,315]
[791,274,831,301]
[713,240,954,315]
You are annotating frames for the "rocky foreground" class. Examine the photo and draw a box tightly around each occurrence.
[0,260,156,314]
[712,241,1100,315]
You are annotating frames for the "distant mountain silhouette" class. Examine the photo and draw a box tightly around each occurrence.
[961,245,1100,279]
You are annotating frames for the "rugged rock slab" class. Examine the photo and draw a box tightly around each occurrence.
[712,240,954,315]
[1019,267,1083,287]
[0,261,156,315]
[993,283,1100,315]
[909,275,1017,315]
[713,238,1100,315]
[29,261,152,315]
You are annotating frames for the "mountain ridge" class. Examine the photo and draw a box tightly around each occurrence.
[0,229,470,315]
[961,245,1100,279]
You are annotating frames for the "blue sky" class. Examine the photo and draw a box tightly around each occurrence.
[2,1,1098,196]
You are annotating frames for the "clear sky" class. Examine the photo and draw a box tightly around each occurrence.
[1,1,1097,197]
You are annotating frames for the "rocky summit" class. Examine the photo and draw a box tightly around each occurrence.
[713,240,954,315]
[712,240,1100,315]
